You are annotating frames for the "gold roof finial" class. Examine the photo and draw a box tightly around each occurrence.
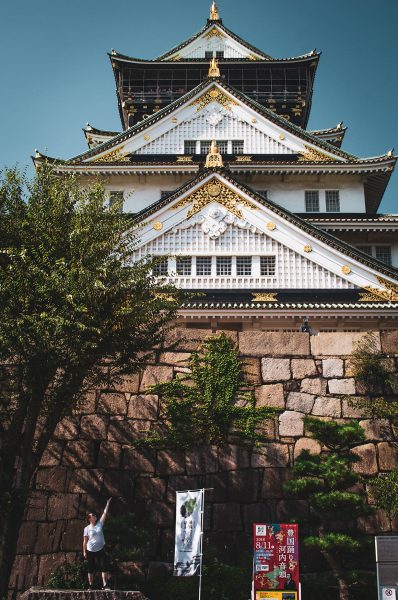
[208,57,220,78]
[210,1,220,20]
[205,139,224,168]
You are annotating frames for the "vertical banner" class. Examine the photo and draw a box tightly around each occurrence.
[253,523,299,595]
[174,490,203,576]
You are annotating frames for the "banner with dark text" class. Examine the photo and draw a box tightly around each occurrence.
[173,490,203,576]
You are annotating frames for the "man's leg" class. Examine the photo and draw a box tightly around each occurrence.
[88,572,94,587]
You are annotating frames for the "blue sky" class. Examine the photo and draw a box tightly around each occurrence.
[1,0,397,213]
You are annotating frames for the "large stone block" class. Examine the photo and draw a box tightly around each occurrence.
[156,450,185,475]
[25,491,48,521]
[204,473,228,502]
[164,328,238,351]
[149,501,174,527]
[261,467,292,498]
[328,378,356,395]
[242,357,262,384]
[239,332,309,357]
[219,445,250,470]
[59,519,82,552]
[166,475,200,502]
[300,378,327,395]
[47,493,80,521]
[36,468,68,493]
[73,390,97,415]
[341,398,367,418]
[381,331,398,355]
[62,440,95,468]
[140,365,174,390]
[102,470,134,499]
[128,394,159,420]
[17,521,37,553]
[352,444,378,475]
[294,437,322,459]
[9,555,39,591]
[312,397,341,418]
[261,358,291,382]
[108,417,151,444]
[67,469,104,494]
[277,499,309,521]
[98,442,122,468]
[291,359,317,379]
[243,504,272,531]
[286,392,315,413]
[311,332,381,356]
[135,476,166,500]
[80,414,108,440]
[213,503,242,530]
[322,358,344,378]
[53,417,79,441]
[19,589,149,600]
[40,441,63,467]
[159,352,191,365]
[255,384,285,408]
[279,411,304,437]
[359,420,389,442]
[112,373,141,394]
[123,447,156,473]
[186,446,218,475]
[97,392,128,415]
[252,443,289,467]
[228,470,260,502]
[378,442,398,470]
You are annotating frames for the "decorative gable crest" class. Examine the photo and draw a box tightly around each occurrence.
[173,179,256,218]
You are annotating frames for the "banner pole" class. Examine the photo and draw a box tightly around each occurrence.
[198,488,205,600]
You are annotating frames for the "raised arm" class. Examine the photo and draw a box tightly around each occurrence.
[100,498,112,524]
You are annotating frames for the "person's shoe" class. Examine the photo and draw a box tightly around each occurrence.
[102,586,111,591]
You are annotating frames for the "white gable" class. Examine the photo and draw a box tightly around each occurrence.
[165,26,265,61]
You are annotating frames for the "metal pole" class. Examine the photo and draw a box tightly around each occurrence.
[198,488,205,600]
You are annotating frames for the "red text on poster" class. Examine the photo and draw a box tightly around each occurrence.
[253,523,299,592]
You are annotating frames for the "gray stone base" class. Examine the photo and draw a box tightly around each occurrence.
[20,588,149,600]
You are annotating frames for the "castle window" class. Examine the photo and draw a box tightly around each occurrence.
[184,140,197,154]
[236,256,252,275]
[216,256,232,275]
[326,190,340,212]
[232,140,244,154]
[109,191,124,212]
[216,51,224,59]
[205,51,213,59]
[200,140,212,154]
[305,191,319,212]
[153,258,168,276]
[176,256,192,275]
[260,256,276,276]
[375,246,392,265]
[196,257,212,276]
[357,245,372,256]
[160,190,174,199]
[217,141,228,154]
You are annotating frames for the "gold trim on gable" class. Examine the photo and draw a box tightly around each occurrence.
[190,87,238,112]
[359,277,398,302]
[252,293,278,302]
[298,144,337,162]
[92,149,129,163]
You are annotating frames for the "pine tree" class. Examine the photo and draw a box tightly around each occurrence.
[284,417,372,600]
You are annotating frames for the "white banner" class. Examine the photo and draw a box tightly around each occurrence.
[173,490,203,576]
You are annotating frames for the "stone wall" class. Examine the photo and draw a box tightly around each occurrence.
[10,329,398,595]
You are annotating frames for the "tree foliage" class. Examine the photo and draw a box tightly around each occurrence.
[368,470,398,518]
[0,165,182,595]
[141,333,279,448]
[284,417,371,600]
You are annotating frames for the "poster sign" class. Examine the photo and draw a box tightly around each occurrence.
[173,490,203,576]
[256,593,298,600]
[253,523,299,592]
[382,589,397,600]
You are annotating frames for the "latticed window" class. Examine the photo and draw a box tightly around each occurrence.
[196,257,212,275]
[205,51,213,59]
[236,257,252,275]
[109,191,124,212]
[232,140,244,154]
[153,258,168,276]
[260,256,276,276]
[200,140,211,154]
[217,141,228,154]
[176,257,192,275]
[375,246,392,265]
[357,245,372,256]
[160,190,173,199]
[184,140,197,154]
[216,256,232,275]
[216,51,224,59]
[305,191,319,212]
[326,190,340,212]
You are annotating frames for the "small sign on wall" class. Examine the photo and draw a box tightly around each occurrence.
[382,588,397,600]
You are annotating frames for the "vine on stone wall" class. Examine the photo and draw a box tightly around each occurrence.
[140,333,279,449]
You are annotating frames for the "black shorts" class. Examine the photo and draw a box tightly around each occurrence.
[86,548,108,572]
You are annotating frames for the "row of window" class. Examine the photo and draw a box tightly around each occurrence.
[153,256,276,277]
[205,51,224,59]
[183,140,245,155]
[305,190,340,212]
[357,245,392,265]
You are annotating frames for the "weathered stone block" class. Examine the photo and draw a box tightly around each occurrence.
[17,521,37,553]
[149,501,174,526]
[73,390,96,414]
[37,554,69,586]
[252,443,289,467]
[311,332,380,356]
[291,359,317,379]
[62,440,95,468]
[239,332,309,357]
[25,491,48,521]
[60,519,82,552]
[352,444,378,475]
[381,331,398,355]
[136,476,166,500]
[312,397,341,418]
[67,469,104,494]
[102,470,134,498]
[128,394,159,420]
[47,493,80,521]
[123,447,156,473]
[204,473,228,502]
[112,373,141,393]
[53,417,79,441]
[228,470,260,502]
[242,357,262,384]
[322,358,344,378]
[98,442,121,468]
[261,358,291,382]
[80,414,108,440]
[97,392,128,415]
[140,366,174,390]
[255,384,285,408]
[279,411,304,437]
[277,499,309,521]
[36,468,68,493]
[357,510,391,534]
[159,352,191,365]
[219,445,250,470]
[328,378,356,395]
[261,468,292,499]
[108,417,151,444]
[286,392,315,413]
[40,441,63,467]
[166,475,200,502]
[156,450,185,475]
[164,328,237,351]
[243,504,272,531]
[359,420,389,441]
[294,437,322,459]
[341,398,367,418]
[378,442,398,470]
[186,446,218,474]
[213,503,242,530]
[9,556,39,590]
[300,378,327,395]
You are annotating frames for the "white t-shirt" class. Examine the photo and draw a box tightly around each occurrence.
[83,521,105,552]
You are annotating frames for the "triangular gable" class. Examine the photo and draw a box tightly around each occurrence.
[131,170,398,294]
[74,80,352,164]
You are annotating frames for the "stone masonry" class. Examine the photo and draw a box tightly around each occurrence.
[10,330,398,595]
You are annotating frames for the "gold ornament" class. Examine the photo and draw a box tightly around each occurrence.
[173,178,255,219]
[208,57,220,78]
[279,134,286,141]
[172,117,178,123]
[205,139,223,168]
[303,245,312,253]
[176,156,193,162]
[144,135,150,141]
[267,222,276,231]
[359,276,398,302]
[341,265,351,275]
[93,148,129,163]
[190,87,238,112]
[298,144,336,162]
[247,54,258,61]
[252,293,278,302]
[170,54,181,61]
[205,27,224,39]
[235,156,252,162]
[209,0,220,20]
[251,118,257,123]
[153,221,163,231]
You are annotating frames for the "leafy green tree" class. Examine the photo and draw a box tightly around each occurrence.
[0,165,182,596]
[368,470,398,519]
[284,417,372,600]
[141,333,278,448]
